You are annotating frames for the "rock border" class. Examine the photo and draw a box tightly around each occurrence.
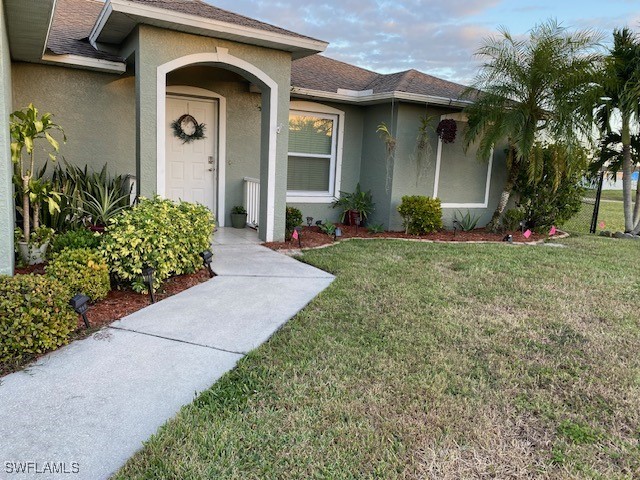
[276,231,570,256]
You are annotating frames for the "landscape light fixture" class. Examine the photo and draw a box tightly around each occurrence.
[141,264,156,304]
[200,250,216,278]
[294,226,303,248]
[519,220,526,233]
[315,220,323,227]
[334,227,343,241]
[502,234,513,243]
[354,215,361,233]
[69,294,91,329]
[306,216,313,227]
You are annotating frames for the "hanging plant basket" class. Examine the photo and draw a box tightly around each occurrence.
[436,119,457,144]
[171,114,206,144]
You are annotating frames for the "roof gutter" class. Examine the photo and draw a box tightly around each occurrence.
[290,87,473,108]
[40,53,126,73]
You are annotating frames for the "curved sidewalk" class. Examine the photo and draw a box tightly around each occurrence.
[0,233,334,479]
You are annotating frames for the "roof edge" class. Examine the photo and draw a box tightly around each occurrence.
[90,0,328,58]
[41,53,127,73]
[290,86,473,107]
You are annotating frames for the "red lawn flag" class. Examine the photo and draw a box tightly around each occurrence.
[292,229,299,240]
[549,226,557,236]
[523,229,532,239]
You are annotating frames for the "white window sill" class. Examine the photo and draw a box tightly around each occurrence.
[286,194,337,204]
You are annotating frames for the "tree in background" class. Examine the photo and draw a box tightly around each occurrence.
[463,20,601,231]
[592,28,640,234]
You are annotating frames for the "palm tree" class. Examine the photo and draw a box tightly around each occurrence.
[463,20,602,231]
[593,28,640,233]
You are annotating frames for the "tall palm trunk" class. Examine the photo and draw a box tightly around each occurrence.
[621,118,634,233]
[486,165,518,232]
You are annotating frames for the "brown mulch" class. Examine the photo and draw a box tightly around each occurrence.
[264,225,548,251]
[2,267,210,376]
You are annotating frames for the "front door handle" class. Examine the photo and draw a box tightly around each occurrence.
[208,156,214,164]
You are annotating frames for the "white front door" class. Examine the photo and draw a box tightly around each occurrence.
[165,96,218,213]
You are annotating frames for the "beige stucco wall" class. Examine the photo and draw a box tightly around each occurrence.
[0,0,14,274]
[391,103,507,229]
[11,63,136,177]
[359,103,398,228]
[133,25,292,241]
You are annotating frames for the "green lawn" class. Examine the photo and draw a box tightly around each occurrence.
[116,237,640,479]
[563,199,628,234]
[599,190,624,202]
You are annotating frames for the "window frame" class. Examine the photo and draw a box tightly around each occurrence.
[287,102,344,203]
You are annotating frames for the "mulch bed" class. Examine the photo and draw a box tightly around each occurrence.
[13,265,211,331]
[264,224,547,251]
[2,267,210,376]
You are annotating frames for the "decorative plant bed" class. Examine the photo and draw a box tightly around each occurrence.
[2,267,210,377]
[264,224,551,251]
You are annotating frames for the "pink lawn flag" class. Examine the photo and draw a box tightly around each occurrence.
[549,226,557,236]
[523,229,532,239]
[292,229,299,240]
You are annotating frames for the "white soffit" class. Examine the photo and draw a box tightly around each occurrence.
[5,0,57,61]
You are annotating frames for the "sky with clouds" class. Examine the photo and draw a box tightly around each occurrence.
[208,0,640,85]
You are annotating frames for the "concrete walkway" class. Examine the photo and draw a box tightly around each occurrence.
[0,229,334,479]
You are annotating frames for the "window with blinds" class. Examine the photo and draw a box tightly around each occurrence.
[287,111,338,196]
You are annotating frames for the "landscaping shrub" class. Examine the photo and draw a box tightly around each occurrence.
[397,196,443,234]
[50,228,101,255]
[285,206,303,240]
[101,197,215,292]
[503,208,526,231]
[46,248,110,301]
[515,160,585,231]
[0,274,76,363]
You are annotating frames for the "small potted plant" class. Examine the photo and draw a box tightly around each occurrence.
[16,226,55,265]
[332,183,375,226]
[230,205,247,228]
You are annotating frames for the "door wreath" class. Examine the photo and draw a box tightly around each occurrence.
[171,114,206,144]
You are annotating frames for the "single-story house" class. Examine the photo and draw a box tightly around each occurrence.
[0,0,507,275]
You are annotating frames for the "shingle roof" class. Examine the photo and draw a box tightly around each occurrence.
[127,0,322,42]
[47,0,124,61]
[47,0,323,62]
[292,55,470,101]
[291,55,379,93]
[47,0,470,102]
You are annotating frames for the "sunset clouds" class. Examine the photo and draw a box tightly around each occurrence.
[209,0,640,84]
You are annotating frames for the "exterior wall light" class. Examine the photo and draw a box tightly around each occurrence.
[200,250,216,278]
[141,264,156,304]
[69,294,91,329]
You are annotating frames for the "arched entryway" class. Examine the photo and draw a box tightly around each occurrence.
[156,48,279,242]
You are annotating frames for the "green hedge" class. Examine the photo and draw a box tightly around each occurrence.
[0,274,77,363]
[50,229,101,256]
[101,197,215,292]
[397,196,443,234]
[46,248,110,301]
[285,206,303,241]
